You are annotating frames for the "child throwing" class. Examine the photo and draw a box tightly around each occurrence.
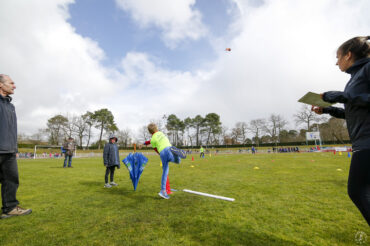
[142,123,186,199]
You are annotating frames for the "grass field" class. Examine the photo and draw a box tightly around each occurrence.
[0,152,368,245]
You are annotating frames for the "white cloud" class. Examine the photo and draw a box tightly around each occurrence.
[194,0,370,127]
[115,0,208,47]
[0,0,123,134]
[1,0,369,141]
[110,52,212,133]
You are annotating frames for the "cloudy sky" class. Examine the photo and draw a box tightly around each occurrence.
[1,0,369,138]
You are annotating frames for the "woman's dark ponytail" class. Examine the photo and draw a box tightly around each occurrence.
[338,36,370,60]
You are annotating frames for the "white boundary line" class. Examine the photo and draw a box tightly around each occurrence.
[183,189,235,202]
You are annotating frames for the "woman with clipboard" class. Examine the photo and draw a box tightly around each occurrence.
[312,36,370,226]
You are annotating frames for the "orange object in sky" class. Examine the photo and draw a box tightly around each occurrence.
[225,48,231,51]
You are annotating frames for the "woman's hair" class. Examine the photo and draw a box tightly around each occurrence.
[147,123,158,134]
[338,36,370,60]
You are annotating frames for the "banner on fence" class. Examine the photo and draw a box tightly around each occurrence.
[306,132,321,140]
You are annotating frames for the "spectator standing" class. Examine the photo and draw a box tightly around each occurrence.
[63,137,76,168]
[0,74,32,219]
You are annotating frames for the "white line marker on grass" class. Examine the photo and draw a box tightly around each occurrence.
[183,189,235,202]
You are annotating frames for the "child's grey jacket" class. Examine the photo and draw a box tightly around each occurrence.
[103,134,120,168]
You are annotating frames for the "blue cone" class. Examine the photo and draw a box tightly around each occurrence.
[348,152,351,157]
[122,152,148,190]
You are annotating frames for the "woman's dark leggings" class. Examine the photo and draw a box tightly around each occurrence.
[348,149,370,226]
[105,166,116,183]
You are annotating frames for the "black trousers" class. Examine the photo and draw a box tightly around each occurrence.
[348,149,370,226]
[0,153,19,213]
[105,166,116,183]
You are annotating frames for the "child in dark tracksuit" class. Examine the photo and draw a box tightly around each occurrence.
[103,135,120,188]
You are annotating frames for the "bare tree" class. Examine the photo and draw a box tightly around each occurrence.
[17,132,28,142]
[218,126,229,145]
[231,126,242,144]
[73,113,93,148]
[138,125,150,143]
[248,119,265,146]
[263,114,287,144]
[276,115,288,142]
[231,122,248,144]
[64,115,77,139]
[31,129,48,143]
[83,111,95,149]
[294,105,320,130]
[116,128,132,147]
[239,122,248,143]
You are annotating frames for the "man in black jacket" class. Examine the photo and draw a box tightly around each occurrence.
[0,74,32,219]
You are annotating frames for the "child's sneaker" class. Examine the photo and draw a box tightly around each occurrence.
[170,146,186,159]
[104,183,112,188]
[158,190,170,199]
[110,182,118,186]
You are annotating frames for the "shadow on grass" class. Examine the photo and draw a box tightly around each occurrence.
[170,220,300,246]
[316,179,347,187]
[79,180,156,201]
[79,180,105,187]
[107,188,156,201]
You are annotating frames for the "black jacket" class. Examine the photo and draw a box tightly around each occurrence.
[0,94,17,154]
[323,57,370,151]
[103,135,120,168]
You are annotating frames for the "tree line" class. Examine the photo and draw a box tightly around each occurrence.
[18,105,350,148]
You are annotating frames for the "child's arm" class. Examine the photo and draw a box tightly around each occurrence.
[143,140,159,155]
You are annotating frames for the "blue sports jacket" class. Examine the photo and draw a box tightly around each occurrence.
[323,57,370,151]
[0,94,17,153]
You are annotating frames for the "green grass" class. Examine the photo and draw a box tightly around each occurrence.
[0,152,368,245]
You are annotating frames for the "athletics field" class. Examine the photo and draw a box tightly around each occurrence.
[0,151,367,245]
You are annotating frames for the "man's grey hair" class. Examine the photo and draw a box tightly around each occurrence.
[0,74,8,83]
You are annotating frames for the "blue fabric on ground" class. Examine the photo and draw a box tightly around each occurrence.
[122,152,148,190]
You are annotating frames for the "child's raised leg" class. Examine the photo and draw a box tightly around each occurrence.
[170,146,186,159]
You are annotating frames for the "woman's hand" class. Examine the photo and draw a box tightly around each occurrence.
[311,105,323,115]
